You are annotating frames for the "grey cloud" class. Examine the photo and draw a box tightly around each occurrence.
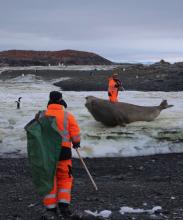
[0,0,183,62]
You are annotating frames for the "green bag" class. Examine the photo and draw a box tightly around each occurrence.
[25,114,62,196]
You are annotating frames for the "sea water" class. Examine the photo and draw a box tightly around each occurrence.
[0,74,183,158]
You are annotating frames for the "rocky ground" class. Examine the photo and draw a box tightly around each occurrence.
[53,62,183,92]
[1,153,183,220]
[1,61,183,91]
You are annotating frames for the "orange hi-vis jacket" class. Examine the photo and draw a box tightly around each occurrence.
[108,77,119,102]
[43,104,80,209]
[45,104,80,148]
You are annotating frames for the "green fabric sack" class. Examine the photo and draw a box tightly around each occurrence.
[25,115,62,196]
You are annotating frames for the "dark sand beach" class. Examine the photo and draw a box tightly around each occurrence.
[1,153,183,220]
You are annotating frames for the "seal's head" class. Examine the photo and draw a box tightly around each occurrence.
[85,96,96,103]
[85,96,97,109]
[159,100,174,110]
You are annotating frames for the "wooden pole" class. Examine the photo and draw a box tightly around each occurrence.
[76,148,98,191]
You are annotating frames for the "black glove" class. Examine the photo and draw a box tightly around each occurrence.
[72,142,80,149]
[108,92,112,96]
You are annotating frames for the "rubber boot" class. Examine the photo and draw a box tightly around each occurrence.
[41,208,58,220]
[58,203,72,218]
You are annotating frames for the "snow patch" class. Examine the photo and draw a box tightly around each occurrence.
[119,206,162,215]
[50,77,71,84]
[85,210,112,218]
[0,65,117,72]
[5,74,42,83]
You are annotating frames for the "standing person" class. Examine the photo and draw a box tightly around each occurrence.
[43,91,80,219]
[108,72,123,102]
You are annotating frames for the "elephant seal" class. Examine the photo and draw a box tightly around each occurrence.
[85,96,173,126]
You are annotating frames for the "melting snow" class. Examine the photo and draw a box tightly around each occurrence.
[119,206,162,215]
[85,210,112,218]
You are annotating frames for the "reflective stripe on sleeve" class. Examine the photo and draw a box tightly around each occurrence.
[63,111,68,128]
[62,137,71,142]
[58,111,71,143]
[60,130,68,135]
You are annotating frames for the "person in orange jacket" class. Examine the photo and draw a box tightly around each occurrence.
[108,72,123,102]
[42,91,80,219]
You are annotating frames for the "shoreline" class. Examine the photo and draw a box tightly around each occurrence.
[0,64,183,91]
[1,153,183,219]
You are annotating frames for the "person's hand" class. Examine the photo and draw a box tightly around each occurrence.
[35,113,39,120]
[73,142,80,149]
[121,86,125,91]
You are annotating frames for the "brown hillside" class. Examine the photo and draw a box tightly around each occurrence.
[0,49,112,66]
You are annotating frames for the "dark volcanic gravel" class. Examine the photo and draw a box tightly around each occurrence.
[1,153,183,220]
[53,64,183,92]
[1,62,183,92]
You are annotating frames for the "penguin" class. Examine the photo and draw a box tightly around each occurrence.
[15,97,22,109]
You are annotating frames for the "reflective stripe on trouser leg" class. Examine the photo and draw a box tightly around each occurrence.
[43,176,57,209]
[57,160,73,204]
[58,186,72,204]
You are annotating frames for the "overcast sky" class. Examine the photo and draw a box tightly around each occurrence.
[0,0,183,62]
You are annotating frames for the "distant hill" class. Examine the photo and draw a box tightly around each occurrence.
[0,49,113,66]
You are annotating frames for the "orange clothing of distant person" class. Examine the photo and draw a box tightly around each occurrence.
[43,104,80,209]
[108,77,122,102]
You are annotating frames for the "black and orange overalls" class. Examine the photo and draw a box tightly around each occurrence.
[43,104,80,209]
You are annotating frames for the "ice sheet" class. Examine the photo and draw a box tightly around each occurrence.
[0,73,183,158]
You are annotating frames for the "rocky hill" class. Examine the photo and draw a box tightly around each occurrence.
[0,49,113,66]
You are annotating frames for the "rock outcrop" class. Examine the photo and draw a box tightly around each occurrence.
[53,61,183,91]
